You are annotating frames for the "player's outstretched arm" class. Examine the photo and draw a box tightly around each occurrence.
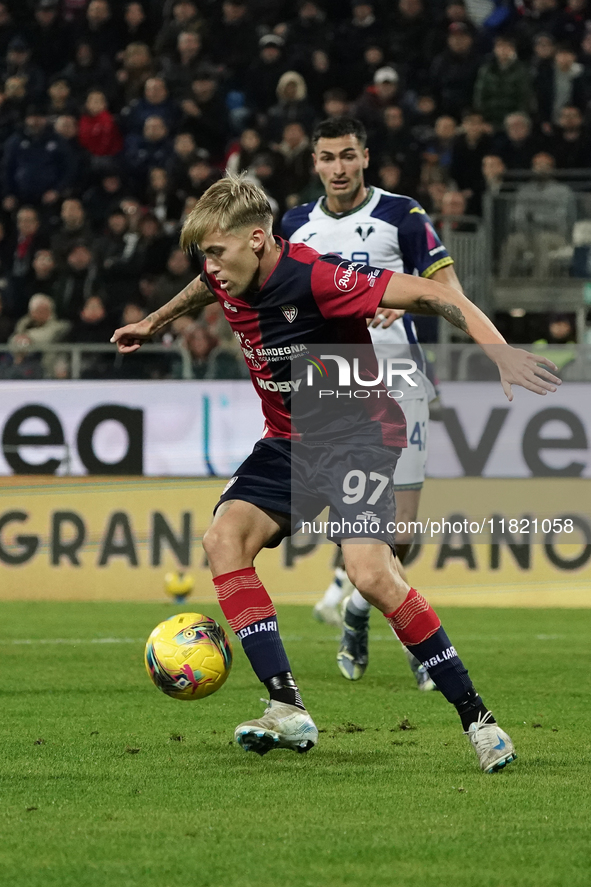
[379,273,561,401]
[110,276,216,353]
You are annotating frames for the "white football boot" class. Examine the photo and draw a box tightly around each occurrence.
[466,711,517,773]
[235,699,318,756]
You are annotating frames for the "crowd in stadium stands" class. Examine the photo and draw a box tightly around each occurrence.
[0,0,589,377]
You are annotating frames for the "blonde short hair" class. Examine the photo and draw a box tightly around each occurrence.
[180,173,273,251]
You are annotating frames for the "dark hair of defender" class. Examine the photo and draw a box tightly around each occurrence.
[312,117,367,149]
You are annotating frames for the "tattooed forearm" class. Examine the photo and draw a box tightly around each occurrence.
[147,277,216,333]
[411,296,469,334]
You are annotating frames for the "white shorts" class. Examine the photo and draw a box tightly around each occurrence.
[394,397,429,490]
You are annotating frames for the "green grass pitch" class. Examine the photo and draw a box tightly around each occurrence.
[0,602,590,887]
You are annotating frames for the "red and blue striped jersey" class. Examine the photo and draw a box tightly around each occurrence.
[201,238,407,447]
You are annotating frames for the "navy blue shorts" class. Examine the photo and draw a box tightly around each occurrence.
[215,435,401,550]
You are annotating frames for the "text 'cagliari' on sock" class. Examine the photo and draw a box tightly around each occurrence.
[384,588,476,704]
[213,567,290,683]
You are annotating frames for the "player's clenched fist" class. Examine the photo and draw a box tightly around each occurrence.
[110,318,154,353]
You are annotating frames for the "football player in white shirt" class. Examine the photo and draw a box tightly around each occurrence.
[282,116,465,690]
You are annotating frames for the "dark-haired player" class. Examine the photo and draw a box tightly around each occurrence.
[283,116,461,689]
[112,173,559,772]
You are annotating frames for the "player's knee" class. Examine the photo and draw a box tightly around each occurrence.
[203,524,238,567]
[346,562,391,598]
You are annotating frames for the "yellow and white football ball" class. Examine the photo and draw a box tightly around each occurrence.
[145,613,232,701]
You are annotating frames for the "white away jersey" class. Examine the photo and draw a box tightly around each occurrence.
[282,187,446,400]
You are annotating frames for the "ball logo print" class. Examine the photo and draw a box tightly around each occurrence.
[144,613,233,701]
[333,261,361,293]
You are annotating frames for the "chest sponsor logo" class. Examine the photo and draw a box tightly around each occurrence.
[257,378,302,393]
[355,225,375,242]
[281,305,298,323]
[223,300,238,312]
[334,260,362,293]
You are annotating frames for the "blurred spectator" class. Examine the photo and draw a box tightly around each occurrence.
[3,105,74,208]
[305,50,343,114]
[535,43,586,125]
[244,35,289,114]
[155,0,202,58]
[70,293,112,345]
[125,115,174,190]
[166,131,198,192]
[83,166,126,232]
[75,0,125,58]
[53,114,90,192]
[4,206,50,317]
[117,42,154,104]
[482,154,506,195]
[276,122,313,207]
[370,105,421,192]
[1,36,45,100]
[499,153,576,278]
[27,0,72,76]
[163,30,208,99]
[437,189,478,231]
[494,112,542,169]
[122,2,156,47]
[144,168,183,230]
[208,0,258,80]
[422,115,457,177]
[150,247,194,309]
[94,209,141,306]
[285,1,332,66]
[389,0,433,77]
[550,104,590,167]
[429,23,481,118]
[450,110,494,213]
[377,159,403,194]
[9,292,70,376]
[136,212,174,274]
[266,71,315,144]
[123,76,180,135]
[61,41,118,105]
[474,35,534,129]
[179,69,229,160]
[322,88,350,120]
[226,128,264,176]
[55,243,97,320]
[184,320,244,379]
[23,248,62,305]
[51,198,92,266]
[44,77,78,122]
[354,67,401,135]
[0,76,28,148]
[78,90,124,160]
[186,151,222,198]
[335,2,383,67]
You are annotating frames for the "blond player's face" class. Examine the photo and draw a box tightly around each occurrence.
[200,228,262,298]
[313,135,369,202]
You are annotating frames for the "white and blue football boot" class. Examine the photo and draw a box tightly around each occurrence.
[466,711,517,773]
[235,699,318,756]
